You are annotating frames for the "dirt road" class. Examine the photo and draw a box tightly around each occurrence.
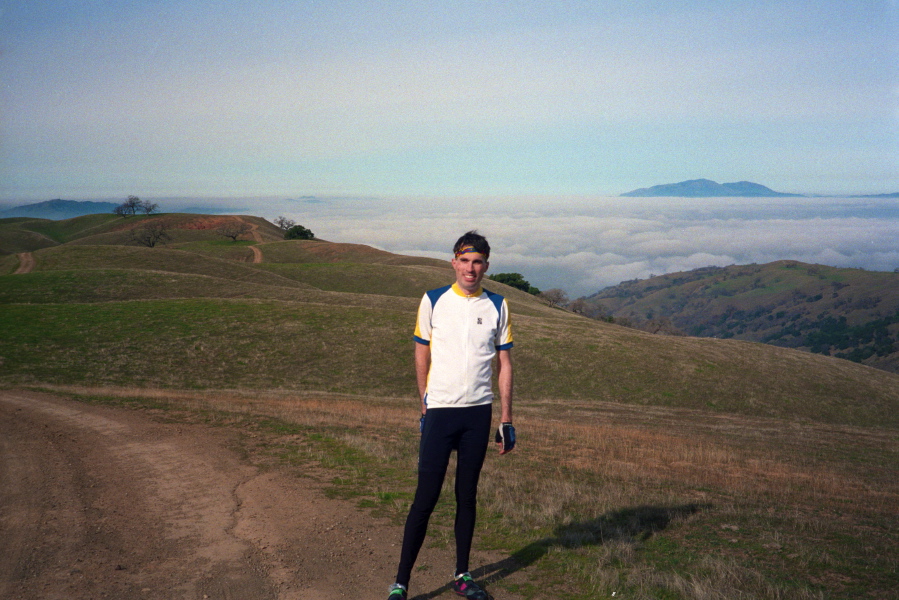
[0,391,515,600]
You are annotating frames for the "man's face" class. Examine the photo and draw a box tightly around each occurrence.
[452,251,489,295]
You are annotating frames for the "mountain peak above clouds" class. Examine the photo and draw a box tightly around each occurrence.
[621,179,804,197]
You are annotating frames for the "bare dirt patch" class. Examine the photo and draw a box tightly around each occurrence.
[0,390,514,600]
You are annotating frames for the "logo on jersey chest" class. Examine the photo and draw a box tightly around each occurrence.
[477,317,483,325]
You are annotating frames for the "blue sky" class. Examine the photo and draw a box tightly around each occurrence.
[1,0,897,201]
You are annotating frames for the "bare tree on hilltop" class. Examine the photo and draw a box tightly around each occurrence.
[114,195,158,217]
[216,221,253,241]
[274,215,296,231]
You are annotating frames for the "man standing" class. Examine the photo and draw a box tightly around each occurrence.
[387,231,516,600]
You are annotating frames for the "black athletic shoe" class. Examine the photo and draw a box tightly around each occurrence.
[452,573,488,599]
[387,583,407,600]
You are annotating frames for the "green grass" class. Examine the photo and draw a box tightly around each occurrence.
[0,214,125,251]
[0,253,20,274]
[0,270,308,303]
[257,239,448,266]
[173,239,259,261]
[2,295,897,427]
[21,213,123,243]
[0,299,414,393]
[2,218,899,599]
[256,262,453,297]
[19,244,311,288]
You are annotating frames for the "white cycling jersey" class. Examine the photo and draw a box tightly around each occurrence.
[413,283,513,409]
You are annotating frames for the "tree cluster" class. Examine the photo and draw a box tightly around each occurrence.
[114,195,158,217]
[273,216,314,240]
[285,224,315,240]
[488,273,541,295]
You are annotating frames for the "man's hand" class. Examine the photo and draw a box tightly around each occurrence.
[495,422,516,454]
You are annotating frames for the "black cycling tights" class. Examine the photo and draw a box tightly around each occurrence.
[395,404,492,587]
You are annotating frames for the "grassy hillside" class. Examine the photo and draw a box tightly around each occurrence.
[1,225,897,426]
[0,212,285,255]
[2,215,898,599]
[0,217,66,254]
[0,213,124,253]
[582,261,899,373]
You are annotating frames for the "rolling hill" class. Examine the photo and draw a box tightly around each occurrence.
[0,212,283,256]
[1,213,897,428]
[0,199,120,219]
[580,261,899,373]
[3,212,899,599]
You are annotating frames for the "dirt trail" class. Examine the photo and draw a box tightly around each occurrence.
[239,217,264,243]
[237,218,264,263]
[0,390,519,600]
[13,252,35,274]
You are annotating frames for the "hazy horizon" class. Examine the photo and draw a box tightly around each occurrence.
[6,193,892,298]
[280,195,899,297]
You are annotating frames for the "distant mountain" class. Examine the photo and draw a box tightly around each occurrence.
[0,199,119,220]
[621,179,804,197]
[853,192,899,198]
[577,261,899,374]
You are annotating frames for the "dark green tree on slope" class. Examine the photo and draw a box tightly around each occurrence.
[489,272,541,295]
[285,224,315,240]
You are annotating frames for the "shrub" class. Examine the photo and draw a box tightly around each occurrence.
[285,225,315,240]
[489,272,540,295]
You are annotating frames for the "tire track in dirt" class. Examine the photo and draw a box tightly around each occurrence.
[0,391,521,600]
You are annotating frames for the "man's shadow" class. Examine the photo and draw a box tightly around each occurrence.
[412,503,708,600]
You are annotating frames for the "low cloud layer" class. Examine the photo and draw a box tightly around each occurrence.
[265,195,899,298]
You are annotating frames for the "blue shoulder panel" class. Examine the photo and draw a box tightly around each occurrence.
[426,284,453,307]
[414,285,452,344]
[482,288,505,314]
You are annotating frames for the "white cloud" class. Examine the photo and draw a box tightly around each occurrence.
[268,195,899,298]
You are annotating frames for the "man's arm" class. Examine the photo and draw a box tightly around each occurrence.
[495,349,514,454]
[415,341,431,414]
[496,348,513,423]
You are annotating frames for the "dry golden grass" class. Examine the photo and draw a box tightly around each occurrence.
[47,384,899,600]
